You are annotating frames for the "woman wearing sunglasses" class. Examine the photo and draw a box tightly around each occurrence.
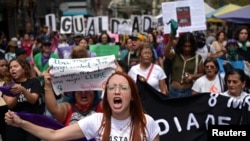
[192,57,224,94]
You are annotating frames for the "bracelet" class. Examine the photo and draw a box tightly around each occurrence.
[44,87,53,91]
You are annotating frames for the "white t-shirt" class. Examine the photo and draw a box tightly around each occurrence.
[192,75,222,93]
[78,113,160,141]
[196,44,216,63]
[128,63,167,92]
[221,91,249,100]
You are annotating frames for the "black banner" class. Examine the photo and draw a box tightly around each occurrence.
[136,76,250,141]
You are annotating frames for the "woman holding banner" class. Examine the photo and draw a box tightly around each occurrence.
[5,71,160,141]
[128,42,168,95]
[42,67,102,131]
[192,57,224,94]
[221,68,249,100]
[3,58,44,141]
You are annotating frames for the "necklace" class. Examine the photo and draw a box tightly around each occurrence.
[112,116,131,131]
[119,121,131,131]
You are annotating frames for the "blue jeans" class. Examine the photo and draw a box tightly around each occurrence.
[169,85,192,98]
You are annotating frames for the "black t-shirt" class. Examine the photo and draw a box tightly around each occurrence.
[123,51,139,69]
[12,78,44,114]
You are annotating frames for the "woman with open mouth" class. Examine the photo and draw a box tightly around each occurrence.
[3,58,44,141]
[5,71,160,141]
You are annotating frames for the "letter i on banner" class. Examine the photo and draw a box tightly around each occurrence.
[73,15,85,35]
[45,14,56,32]
[60,16,72,34]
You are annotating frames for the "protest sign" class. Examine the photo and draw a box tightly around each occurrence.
[89,44,120,60]
[162,0,206,34]
[57,45,73,59]
[48,55,116,95]
[109,33,119,43]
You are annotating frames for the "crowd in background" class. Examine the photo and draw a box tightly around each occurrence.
[0,23,250,141]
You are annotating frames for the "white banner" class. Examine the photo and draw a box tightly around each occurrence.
[49,55,116,95]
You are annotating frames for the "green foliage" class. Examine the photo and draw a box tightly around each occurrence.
[206,0,249,8]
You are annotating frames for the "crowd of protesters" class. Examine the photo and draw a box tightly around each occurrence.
[0,23,250,141]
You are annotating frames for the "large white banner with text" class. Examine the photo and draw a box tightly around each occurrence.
[49,55,116,95]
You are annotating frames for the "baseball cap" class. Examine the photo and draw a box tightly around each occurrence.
[11,37,18,42]
[130,33,145,41]
[42,39,52,46]
[15,48,26,56]
[8,40,17,47]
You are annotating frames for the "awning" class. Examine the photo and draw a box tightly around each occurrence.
[62,11,93,16]
[206,4,242,23]
[215,5,250,23]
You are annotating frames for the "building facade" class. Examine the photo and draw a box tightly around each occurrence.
[1,0,169,39]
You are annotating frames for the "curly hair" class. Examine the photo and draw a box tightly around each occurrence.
[9,58,32,79]
[175,32,197,56]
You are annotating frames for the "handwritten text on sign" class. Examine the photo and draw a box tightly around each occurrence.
[49,55,116,95]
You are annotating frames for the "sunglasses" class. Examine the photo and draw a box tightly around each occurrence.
[205,65,215,69]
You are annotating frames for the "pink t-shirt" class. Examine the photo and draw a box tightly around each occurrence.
[22,41,33,56]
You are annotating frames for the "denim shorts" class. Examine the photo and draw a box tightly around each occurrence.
[169,85,192,98]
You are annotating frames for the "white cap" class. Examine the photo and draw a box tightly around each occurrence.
[11,37,18,42]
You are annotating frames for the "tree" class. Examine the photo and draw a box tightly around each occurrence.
[206,0,249,9]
